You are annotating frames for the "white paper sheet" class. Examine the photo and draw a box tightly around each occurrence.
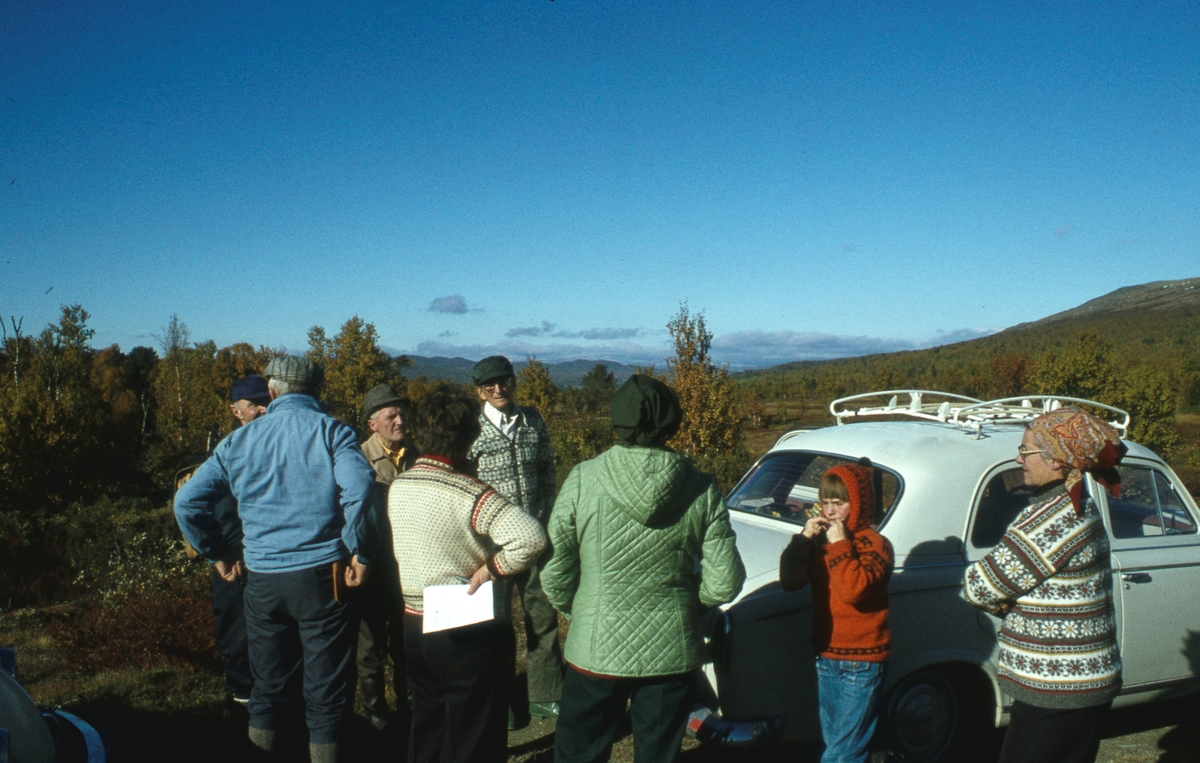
[422,581,495,633]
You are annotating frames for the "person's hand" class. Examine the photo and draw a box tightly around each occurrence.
[345,555,370,587]
[825,518,848,544]
[801,516,829,540]
[214,555,245,583]
[467,564,494,595]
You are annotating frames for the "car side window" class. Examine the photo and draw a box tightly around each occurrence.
[1106,465,1197,539]
[724,452,901,527]
[970,467,1037,550]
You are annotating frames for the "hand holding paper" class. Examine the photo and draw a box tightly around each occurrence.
[423,580,495,633]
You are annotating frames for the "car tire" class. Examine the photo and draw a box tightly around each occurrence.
[880,665,990,763]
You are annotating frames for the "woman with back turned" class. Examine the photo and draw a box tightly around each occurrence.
[542,375,745,763]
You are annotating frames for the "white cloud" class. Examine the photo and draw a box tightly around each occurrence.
[506,321,557,338]
[415,338,667,366]
[412,327,999,370]
[428,295,469,314]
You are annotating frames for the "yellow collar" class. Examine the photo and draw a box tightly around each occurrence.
[375,433,407,468]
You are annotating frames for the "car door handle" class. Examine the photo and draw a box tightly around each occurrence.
[1121,572,1152,583]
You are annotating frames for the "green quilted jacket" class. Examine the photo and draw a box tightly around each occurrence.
[542,444,745,678]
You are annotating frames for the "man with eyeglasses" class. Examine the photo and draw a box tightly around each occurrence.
[468,355,565,725]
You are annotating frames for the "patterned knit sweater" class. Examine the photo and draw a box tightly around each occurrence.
[467,406,556,522]
[964,483,1122,709]
[389,455,547,615]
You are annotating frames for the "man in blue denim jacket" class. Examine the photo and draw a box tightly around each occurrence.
[175,356,377,763]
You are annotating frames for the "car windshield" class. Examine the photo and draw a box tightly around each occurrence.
[725,452,901,527]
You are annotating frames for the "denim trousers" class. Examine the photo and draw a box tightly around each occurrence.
[243,565,359,745]
[815,656,884,763]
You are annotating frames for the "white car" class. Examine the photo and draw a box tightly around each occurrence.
[703,391,1200,762]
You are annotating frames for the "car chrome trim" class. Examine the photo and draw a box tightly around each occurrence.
[1120,675,1200,695]
[895,561,965,570]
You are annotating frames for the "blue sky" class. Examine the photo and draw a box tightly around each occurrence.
[3,1,1197,369]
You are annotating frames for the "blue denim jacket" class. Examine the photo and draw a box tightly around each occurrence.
[175,394,378,572]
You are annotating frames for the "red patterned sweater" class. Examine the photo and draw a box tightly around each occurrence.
[780,527,893,661]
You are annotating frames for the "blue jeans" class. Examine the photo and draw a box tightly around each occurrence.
[815,656,883,763]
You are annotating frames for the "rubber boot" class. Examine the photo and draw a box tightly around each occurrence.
[360,676,393,730]
[248,726,276,752]
[309,741,339,763]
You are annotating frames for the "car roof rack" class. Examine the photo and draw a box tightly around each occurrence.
[830,390,984,425]
[831,390,1131,437]
[950,396,1130,434]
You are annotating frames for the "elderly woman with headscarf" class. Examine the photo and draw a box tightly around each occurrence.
[542,375,746,763]
[964,406,1127,763]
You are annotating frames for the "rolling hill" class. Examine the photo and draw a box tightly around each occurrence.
[736,276,1200,388]
[402,355,640,387]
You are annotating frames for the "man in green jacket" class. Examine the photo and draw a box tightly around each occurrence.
[542,375,746,763]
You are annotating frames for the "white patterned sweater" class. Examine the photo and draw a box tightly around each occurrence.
[389,456,547,615]
[964,484,1122,709]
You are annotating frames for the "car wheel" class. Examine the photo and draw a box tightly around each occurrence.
[881,666,988,763]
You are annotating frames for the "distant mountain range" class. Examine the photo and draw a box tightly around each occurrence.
[400,355,641,387]
[739,276,1200,379]
[393,278,1199,386]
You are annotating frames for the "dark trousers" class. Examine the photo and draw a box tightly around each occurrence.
[554,667,694,763]
[514,563,565,702]
[404,618,511,763]
[357,552,409,702]
[244,565,359,745]
[212,567,253,695]
[998,699,1111,763]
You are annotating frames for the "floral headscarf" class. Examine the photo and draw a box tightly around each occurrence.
[1028,405,1128,514]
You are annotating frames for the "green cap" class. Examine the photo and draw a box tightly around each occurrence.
[362,383,409,419]
[473,355,514,386]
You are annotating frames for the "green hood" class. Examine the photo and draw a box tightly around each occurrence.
[595,445,697,527]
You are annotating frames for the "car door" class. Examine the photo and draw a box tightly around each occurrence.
[1099,460,1200,689]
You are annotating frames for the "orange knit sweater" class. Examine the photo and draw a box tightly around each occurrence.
[781,529,893,661]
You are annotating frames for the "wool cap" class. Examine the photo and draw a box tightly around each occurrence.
[362,383,408,420]
[822,459,876,532]
[473,355,515,386]
[231,374,270,403]
[1028,405,1127,514]
[611,374,682,447]
[263,355,323,387]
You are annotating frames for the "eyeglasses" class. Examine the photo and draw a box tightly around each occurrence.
[479,379,512,391]
[1017,446,1049,459]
